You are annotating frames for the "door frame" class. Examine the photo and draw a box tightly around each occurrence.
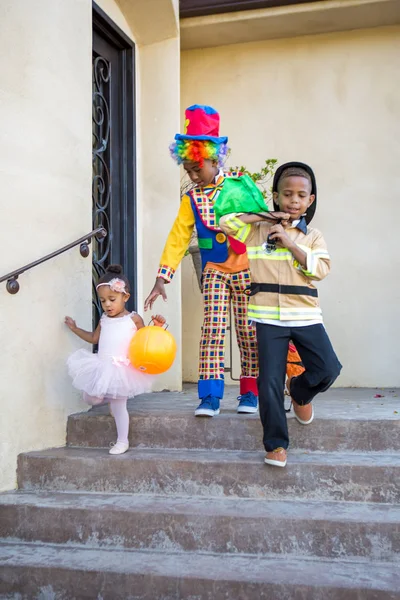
[92,2,137,309]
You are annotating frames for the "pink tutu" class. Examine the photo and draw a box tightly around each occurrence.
[67,312,155,401]
[67,349,154,400]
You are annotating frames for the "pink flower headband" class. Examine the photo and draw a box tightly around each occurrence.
[96,278,127,294]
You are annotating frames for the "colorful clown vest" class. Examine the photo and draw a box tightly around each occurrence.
[189,173,246,272]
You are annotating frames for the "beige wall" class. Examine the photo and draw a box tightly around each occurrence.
[0,0,92,491]
[181,25,400,387]
[0,0,180,491]
[137,38,182,392]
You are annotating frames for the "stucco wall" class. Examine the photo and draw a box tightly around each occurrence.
[0,0,92,490]
[137,38,182,392]
[181,25,400,387]
[0,0,181,491]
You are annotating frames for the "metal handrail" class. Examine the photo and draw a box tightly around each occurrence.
[0,227,107,294]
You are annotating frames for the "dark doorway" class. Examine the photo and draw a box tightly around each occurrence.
[92,2,136,327]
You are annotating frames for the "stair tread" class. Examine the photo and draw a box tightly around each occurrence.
[21,446,400,467]
[0,541,399,589]
[1,490,400,523]
[69,411,400,423]
[68,385,400,421]
[5,386,400,597]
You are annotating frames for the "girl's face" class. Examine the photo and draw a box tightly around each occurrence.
[183,159,219,187]
[98,286,130,318]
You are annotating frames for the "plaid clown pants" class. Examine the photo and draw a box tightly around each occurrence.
[198,268,258,400]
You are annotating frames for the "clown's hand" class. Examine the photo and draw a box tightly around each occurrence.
[144,278,167,311]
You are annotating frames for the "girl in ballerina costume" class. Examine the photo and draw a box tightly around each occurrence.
[65,264,165,455]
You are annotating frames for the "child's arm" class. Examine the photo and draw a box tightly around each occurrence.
[158,195,196,279]
[144,195,196,311]
[219,213,254,244]
[269,225,331,281]
[219,212,290,244]
[132,313,145,330]
[298,230,331,281]
[231,212,290,224]
[65,317,100,344]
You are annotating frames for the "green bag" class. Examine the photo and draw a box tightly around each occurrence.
[214,175,269,224]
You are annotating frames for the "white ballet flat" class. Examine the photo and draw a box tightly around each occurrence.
[109,441,129,455]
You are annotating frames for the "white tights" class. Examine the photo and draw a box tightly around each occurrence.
[84,394,130,445]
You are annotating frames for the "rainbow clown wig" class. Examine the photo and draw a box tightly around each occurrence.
[169,139,229,168]
[169,104,230,167]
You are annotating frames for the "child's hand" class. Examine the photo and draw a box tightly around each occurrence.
[268,224,292,248]
[65,316,77,331]
[259,211,290,222]
[152,314,166,327]
[268,211,290,222]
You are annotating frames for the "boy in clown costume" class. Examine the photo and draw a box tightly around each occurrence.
[145,105,286,417]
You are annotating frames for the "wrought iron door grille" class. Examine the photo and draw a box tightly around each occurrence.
[92,3,136,329]
[92,53,112,326]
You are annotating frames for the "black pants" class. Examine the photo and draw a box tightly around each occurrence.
[256,323,342,452]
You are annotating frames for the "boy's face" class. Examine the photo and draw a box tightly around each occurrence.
[183,159,218,187]
[273,176,315,222]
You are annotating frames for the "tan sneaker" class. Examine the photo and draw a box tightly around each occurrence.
[264,447,287,467]
[292,400,314,425]
[287,376,314,425]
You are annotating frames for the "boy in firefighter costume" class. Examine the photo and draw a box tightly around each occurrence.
[220,162,342,466]
[145,105,285,417]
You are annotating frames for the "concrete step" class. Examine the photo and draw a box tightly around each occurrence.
[0,541,399,599]
[67,411,400,452]
[17,447,400,503]
[1,491,399,561]
[67,387,400,452]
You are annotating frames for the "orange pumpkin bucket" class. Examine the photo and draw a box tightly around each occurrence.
[128,326,177,375]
